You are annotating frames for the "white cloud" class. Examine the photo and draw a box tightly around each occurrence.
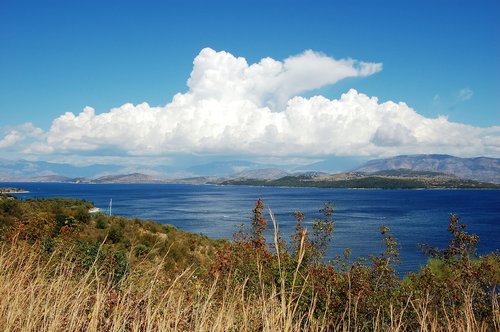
[187,48,382,111]
[18,48,499,159]
[458,88,473,101]
[0,123,43,149]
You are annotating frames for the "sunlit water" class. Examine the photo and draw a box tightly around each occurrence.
[5,182,500,275]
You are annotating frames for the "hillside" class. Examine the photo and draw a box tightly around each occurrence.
[0,194,498,330]
[0,195,222,275]
[353,154,500,183]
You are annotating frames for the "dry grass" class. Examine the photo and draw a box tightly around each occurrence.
[0,222,497,332]
[0,242,319,331]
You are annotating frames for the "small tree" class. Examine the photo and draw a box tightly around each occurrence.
[420,214,479,261]
[291,203,335,265]
[250,197,268,250]
[311,203,335,263]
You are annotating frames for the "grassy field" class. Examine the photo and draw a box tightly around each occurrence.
[0,195,498,331]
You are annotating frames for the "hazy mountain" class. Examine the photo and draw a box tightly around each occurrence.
[1,155,498,185]
[186,160,264,176]
[292,171,331,179]
[91,173,164,184]
[353,154,500,183]
[9,175,74,183]
[0,158,121,180]
[172,176,225,185]
[233,168,290,180]
[296,156,367,173]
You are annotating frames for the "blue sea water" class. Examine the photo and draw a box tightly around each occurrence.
[4,182,500,275]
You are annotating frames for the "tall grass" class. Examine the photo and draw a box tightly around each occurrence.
[1,214,498,331]
[0,242,320,331]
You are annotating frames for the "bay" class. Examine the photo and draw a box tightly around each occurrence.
[3,182,499,275]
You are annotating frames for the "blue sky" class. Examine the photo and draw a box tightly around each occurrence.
[0,0,499,172]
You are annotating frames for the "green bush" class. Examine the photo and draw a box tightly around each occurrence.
[73,206,90,224]
[95,214,108,229]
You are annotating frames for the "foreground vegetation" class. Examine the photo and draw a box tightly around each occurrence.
[0,194,498,331]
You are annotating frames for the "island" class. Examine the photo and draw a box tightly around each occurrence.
[219,170,500,189]
[0,187,30,194]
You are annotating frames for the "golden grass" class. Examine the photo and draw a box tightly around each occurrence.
[1,223,498,331]
[0,242,317,331]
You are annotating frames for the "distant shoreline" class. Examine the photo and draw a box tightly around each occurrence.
[216,183,500,190]
[1,181,498,191]
[217,177,500,190]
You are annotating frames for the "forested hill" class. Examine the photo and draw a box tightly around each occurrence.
[220,169,500,189]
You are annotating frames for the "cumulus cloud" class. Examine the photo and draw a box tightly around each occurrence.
[187,48,382,111]
[19,48,500,159]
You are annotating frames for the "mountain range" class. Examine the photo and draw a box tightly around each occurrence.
[353,154,500,184]
[1,154,499,185]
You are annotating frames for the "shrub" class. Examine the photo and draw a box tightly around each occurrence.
[107,225,124,244]
[73,206,90,224]
[419,214,479,261]
[95,214,108,229]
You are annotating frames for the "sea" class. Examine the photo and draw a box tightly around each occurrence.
[3,182,500,275]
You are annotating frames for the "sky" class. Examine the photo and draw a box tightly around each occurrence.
[0,0,499,172]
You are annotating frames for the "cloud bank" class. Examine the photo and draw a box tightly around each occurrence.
[3,48,500,159]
